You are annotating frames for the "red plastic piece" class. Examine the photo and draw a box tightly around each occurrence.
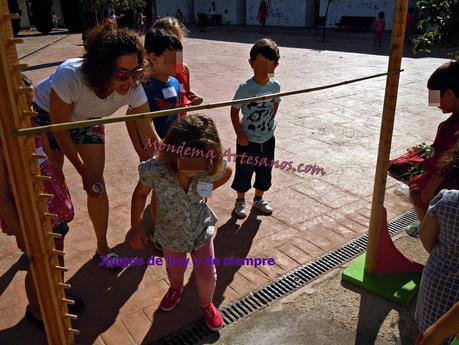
[373,207,424,274]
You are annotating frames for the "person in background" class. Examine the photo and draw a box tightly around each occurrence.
[373,11,385,47]
[175,9,185,23]
[138,9,146,34]
[223,9,230,25]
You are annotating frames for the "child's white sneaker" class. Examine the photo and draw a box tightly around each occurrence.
[233,199,247,219]
[253,198,273,215]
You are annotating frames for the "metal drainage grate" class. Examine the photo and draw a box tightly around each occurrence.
[151,209,418,345]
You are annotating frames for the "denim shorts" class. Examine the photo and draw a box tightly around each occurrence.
[33,103,105,150]
[53,221,70,237]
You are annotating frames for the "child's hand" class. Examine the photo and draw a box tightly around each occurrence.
[408,181,419,193]
[126,224,148,250]
[188,94,203,106]
[237,133,249,146]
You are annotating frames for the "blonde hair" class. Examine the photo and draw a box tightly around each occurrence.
[160,114,223,177]
[154,17,188,41]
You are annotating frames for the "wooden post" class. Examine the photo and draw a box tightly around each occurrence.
[365,0,409,274]
[0,2,75,344]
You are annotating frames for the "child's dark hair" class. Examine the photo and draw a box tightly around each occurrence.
[250,38,280,63]
[144,28,183,56]
[82,21,144,96]
[160,114,223,177]
[427,61,459,97]
[378,11,385,19]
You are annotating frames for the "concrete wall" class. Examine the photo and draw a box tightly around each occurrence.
[194,0,243,25]
[319,0,416,29]
[246,0,307,27]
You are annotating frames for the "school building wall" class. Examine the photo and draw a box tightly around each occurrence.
[156,0,190,21]
[193,0,246,25]
[246,0,310,27]
[319,0,417,29]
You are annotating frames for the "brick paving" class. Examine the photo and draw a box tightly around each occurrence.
[0,26,449,344]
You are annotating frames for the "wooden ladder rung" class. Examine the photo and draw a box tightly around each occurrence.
[52,249,66,256]
[7,38,23,45]
[55,266,69,272]
[36,175,52,181]
[65,313,78,320]
[32,153,47,160]
[59,282,71,289]
[1,13,20,22]
[48,232,62,239]
[44,212,59,219]
[23,111,37,117]
[68,328,80,335]
[14,63,28,70]
[62,298,75,305]
[39,193,54,199]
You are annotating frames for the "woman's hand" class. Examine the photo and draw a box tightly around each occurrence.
[126,224,148,250]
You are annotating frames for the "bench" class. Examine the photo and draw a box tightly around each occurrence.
[197,13,222,26]
[335,16,375,32]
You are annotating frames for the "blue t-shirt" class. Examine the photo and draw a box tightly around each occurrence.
[232,78,281,143]
[142,76,181,138]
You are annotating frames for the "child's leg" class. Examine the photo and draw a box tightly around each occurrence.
[231,142,256,196]
[191,240,217,308]
[163,248,187,292]
[253,136,275,196]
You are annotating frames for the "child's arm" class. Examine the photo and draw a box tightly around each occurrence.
[231,107,248,145]
[183,64,203,106]
[419,213,440,253]
[213,165,233,190]
[128,180,152,249]
[127,103,161,160]
[416,301,459,345]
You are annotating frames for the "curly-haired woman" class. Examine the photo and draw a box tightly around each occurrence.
[33,22,160,269]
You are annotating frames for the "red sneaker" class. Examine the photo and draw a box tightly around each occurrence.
[160,288,182,311]
[201,303,223,331]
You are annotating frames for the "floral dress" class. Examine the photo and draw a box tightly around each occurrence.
[138,157,226,252]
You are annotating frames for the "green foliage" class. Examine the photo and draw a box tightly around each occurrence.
[31,0,53,34]
[414,0,459,60]
[80,0,146,13]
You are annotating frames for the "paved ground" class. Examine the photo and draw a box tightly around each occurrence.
[0,26,450,344]
[212,234,429,345]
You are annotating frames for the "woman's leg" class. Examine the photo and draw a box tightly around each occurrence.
[77,144,110,255]
[162,248,187,291]
[191,240,217,308]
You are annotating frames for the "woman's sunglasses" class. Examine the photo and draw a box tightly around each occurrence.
[114,66,144,81]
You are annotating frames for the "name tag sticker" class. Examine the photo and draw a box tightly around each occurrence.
[197,182,213,198]
[162,87,178,99]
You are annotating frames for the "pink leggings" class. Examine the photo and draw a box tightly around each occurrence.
[163,239,216,308]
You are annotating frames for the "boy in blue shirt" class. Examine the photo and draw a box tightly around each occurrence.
[230,38,281,218]
[129,29,182,158]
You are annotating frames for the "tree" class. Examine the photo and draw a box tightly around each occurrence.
[414,0,459,60]
[60,0,85,32]
[79,0,146,26]
[31,0,53,34]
